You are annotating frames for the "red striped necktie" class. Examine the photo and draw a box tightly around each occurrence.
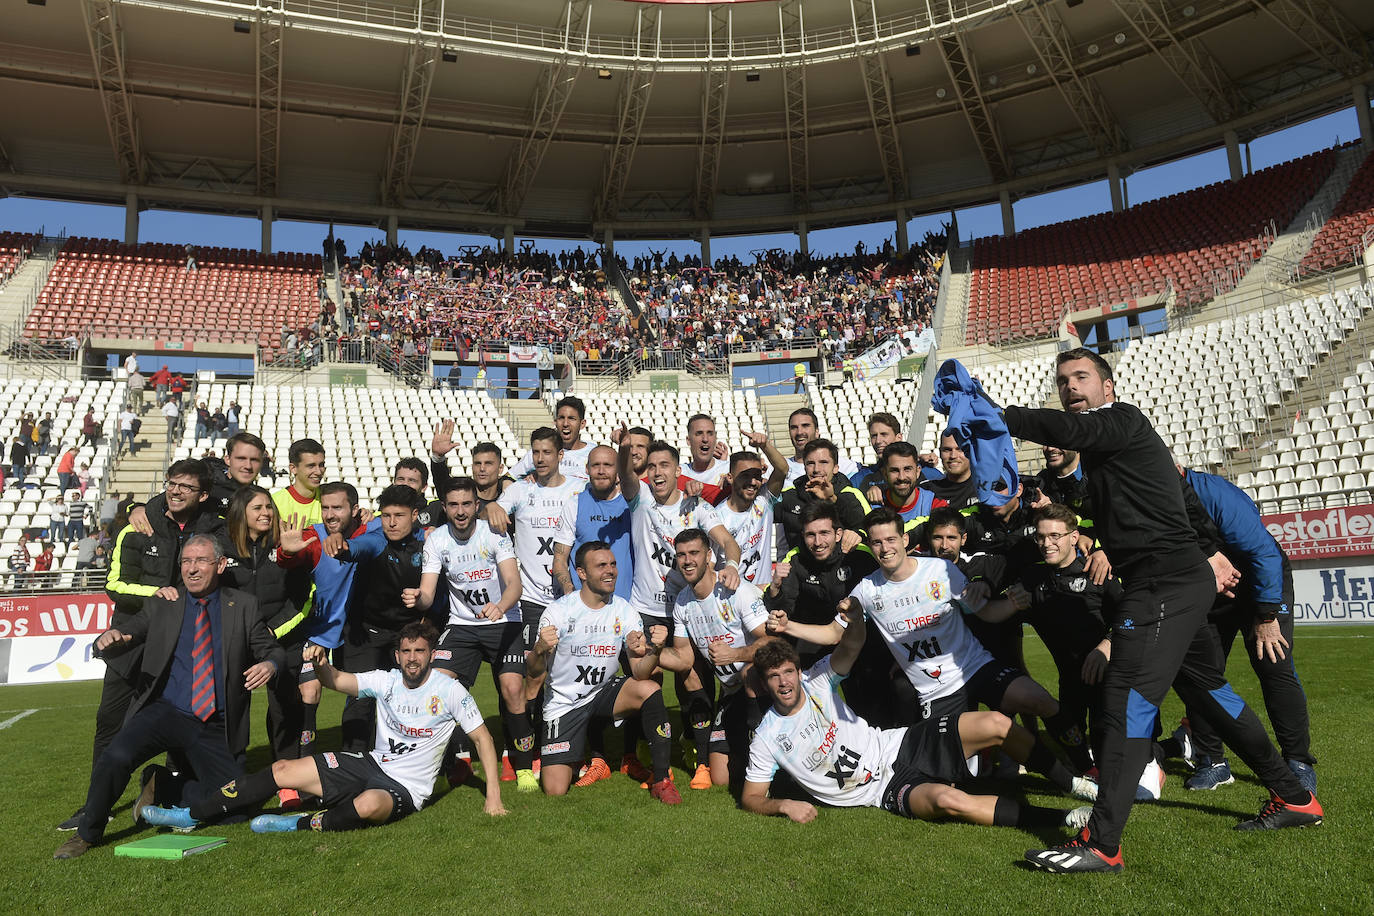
[190,598,216,721]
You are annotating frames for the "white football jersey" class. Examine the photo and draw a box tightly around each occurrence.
[847,557,992,700]
[356,668,486,808]
[672,580,769,690]
[498,475,584,607]
[745,657,903,808]
[509,442,597,481]
[716,492,778,588]
[679,456,731,488]
[628,491,723,616]
[539,591,638,719]
[423,520,518,625]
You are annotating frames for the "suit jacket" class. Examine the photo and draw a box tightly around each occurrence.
[96,585,286,756]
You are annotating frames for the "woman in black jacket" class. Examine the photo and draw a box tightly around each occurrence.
[222,485,315,808]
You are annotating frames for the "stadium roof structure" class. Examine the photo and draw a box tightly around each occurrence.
[1,0,1373,244]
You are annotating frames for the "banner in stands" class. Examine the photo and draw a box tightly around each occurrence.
[0,593,113,684]
[1262,503,1374,559]
[1292,563,1374,625]
[1,634,106,684]
[0,592,113,640]
[853,329,936,378]
[508,345,553,368]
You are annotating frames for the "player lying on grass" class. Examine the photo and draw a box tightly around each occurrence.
[740,609,1093,831]
[142,620,506,834]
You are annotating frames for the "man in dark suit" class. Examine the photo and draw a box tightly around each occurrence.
[54,534,285,859]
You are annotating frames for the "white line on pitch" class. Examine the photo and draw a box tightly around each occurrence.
[0,709,37,729]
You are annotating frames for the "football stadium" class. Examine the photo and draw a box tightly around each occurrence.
[1,0,1372,908]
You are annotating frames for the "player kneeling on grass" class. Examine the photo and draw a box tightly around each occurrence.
[142,621,506,833]
[528,541,680,804]
[740,608,1091,831]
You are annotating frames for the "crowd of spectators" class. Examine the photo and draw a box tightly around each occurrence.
[279,229,946,379]
[624,230,946,371]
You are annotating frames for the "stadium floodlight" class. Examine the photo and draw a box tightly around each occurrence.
[442,49,458,63]
[905,45,920,56]
[597,68,613,80]
[27,0,46,6]
[233,19,251,33]
[745,71,761,82]
[1065,0,1083,7]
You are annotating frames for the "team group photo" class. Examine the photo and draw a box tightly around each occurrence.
[2,0,1371,911]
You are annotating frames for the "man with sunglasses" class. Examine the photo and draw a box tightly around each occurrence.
[57,459,225,832]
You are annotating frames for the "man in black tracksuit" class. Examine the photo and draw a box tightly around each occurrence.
[977,503,1119,770]
[332,485,438,750]
[766,500,923,729]
[777,439,871,550]
[1005,348,1321,874]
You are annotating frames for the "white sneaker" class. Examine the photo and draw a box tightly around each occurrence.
[1135,758,1166,802]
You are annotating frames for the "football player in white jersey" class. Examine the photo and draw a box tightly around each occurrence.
[659,529,771,791]
[527,541,681,804]
[141,622,506,834]
[404,477,538,792]
[617,435,743,771]
[775,507,1079,732]
[741,622,1091,830]
[489,427,584,655]
[784,407,861,482]
[679,414,732,488]
[508,396,597,481]
[715,431,789,590]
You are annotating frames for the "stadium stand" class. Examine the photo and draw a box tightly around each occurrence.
[0,378,123,582]
[807,356,1057,468]
[23,239,322,359]
[1301,149,1374,273]
[967,147,1340,343]
[174,382,519,503]
[0,232,39,287]
[1113,282,1372,497]
[625,238,944,370]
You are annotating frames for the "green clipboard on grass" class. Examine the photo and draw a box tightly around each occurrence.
[115,835,227,859]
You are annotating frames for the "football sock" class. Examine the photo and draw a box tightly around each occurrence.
[299,702,319,754]
[1043,710,1094,773]
[682,688,713,764]
[639,690,673,782]
[1026,739,1076,792]
[502,708,536,770]
[192,768,278,820]
[305,803,367,832]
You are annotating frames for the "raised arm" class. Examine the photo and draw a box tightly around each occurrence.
[305,644,359,697]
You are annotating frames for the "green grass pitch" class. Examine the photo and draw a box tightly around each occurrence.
[4,626,1372,914]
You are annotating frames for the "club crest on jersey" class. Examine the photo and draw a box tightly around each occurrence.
[429,696,441,715]
[927,580,943,601]
[778,734,793,754]
[836,567,849,582]
[1069,577,1087,593]
[515,735,535,752]
[613,616,622,636]
[924,667,942,680]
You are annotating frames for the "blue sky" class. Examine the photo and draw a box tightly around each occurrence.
[1,107,1362,262]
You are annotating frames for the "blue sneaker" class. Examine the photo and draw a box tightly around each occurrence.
[1287,759,1317,795]
[250,814,302,834]
[1185,758,1234,790]
[141,806,198,829]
